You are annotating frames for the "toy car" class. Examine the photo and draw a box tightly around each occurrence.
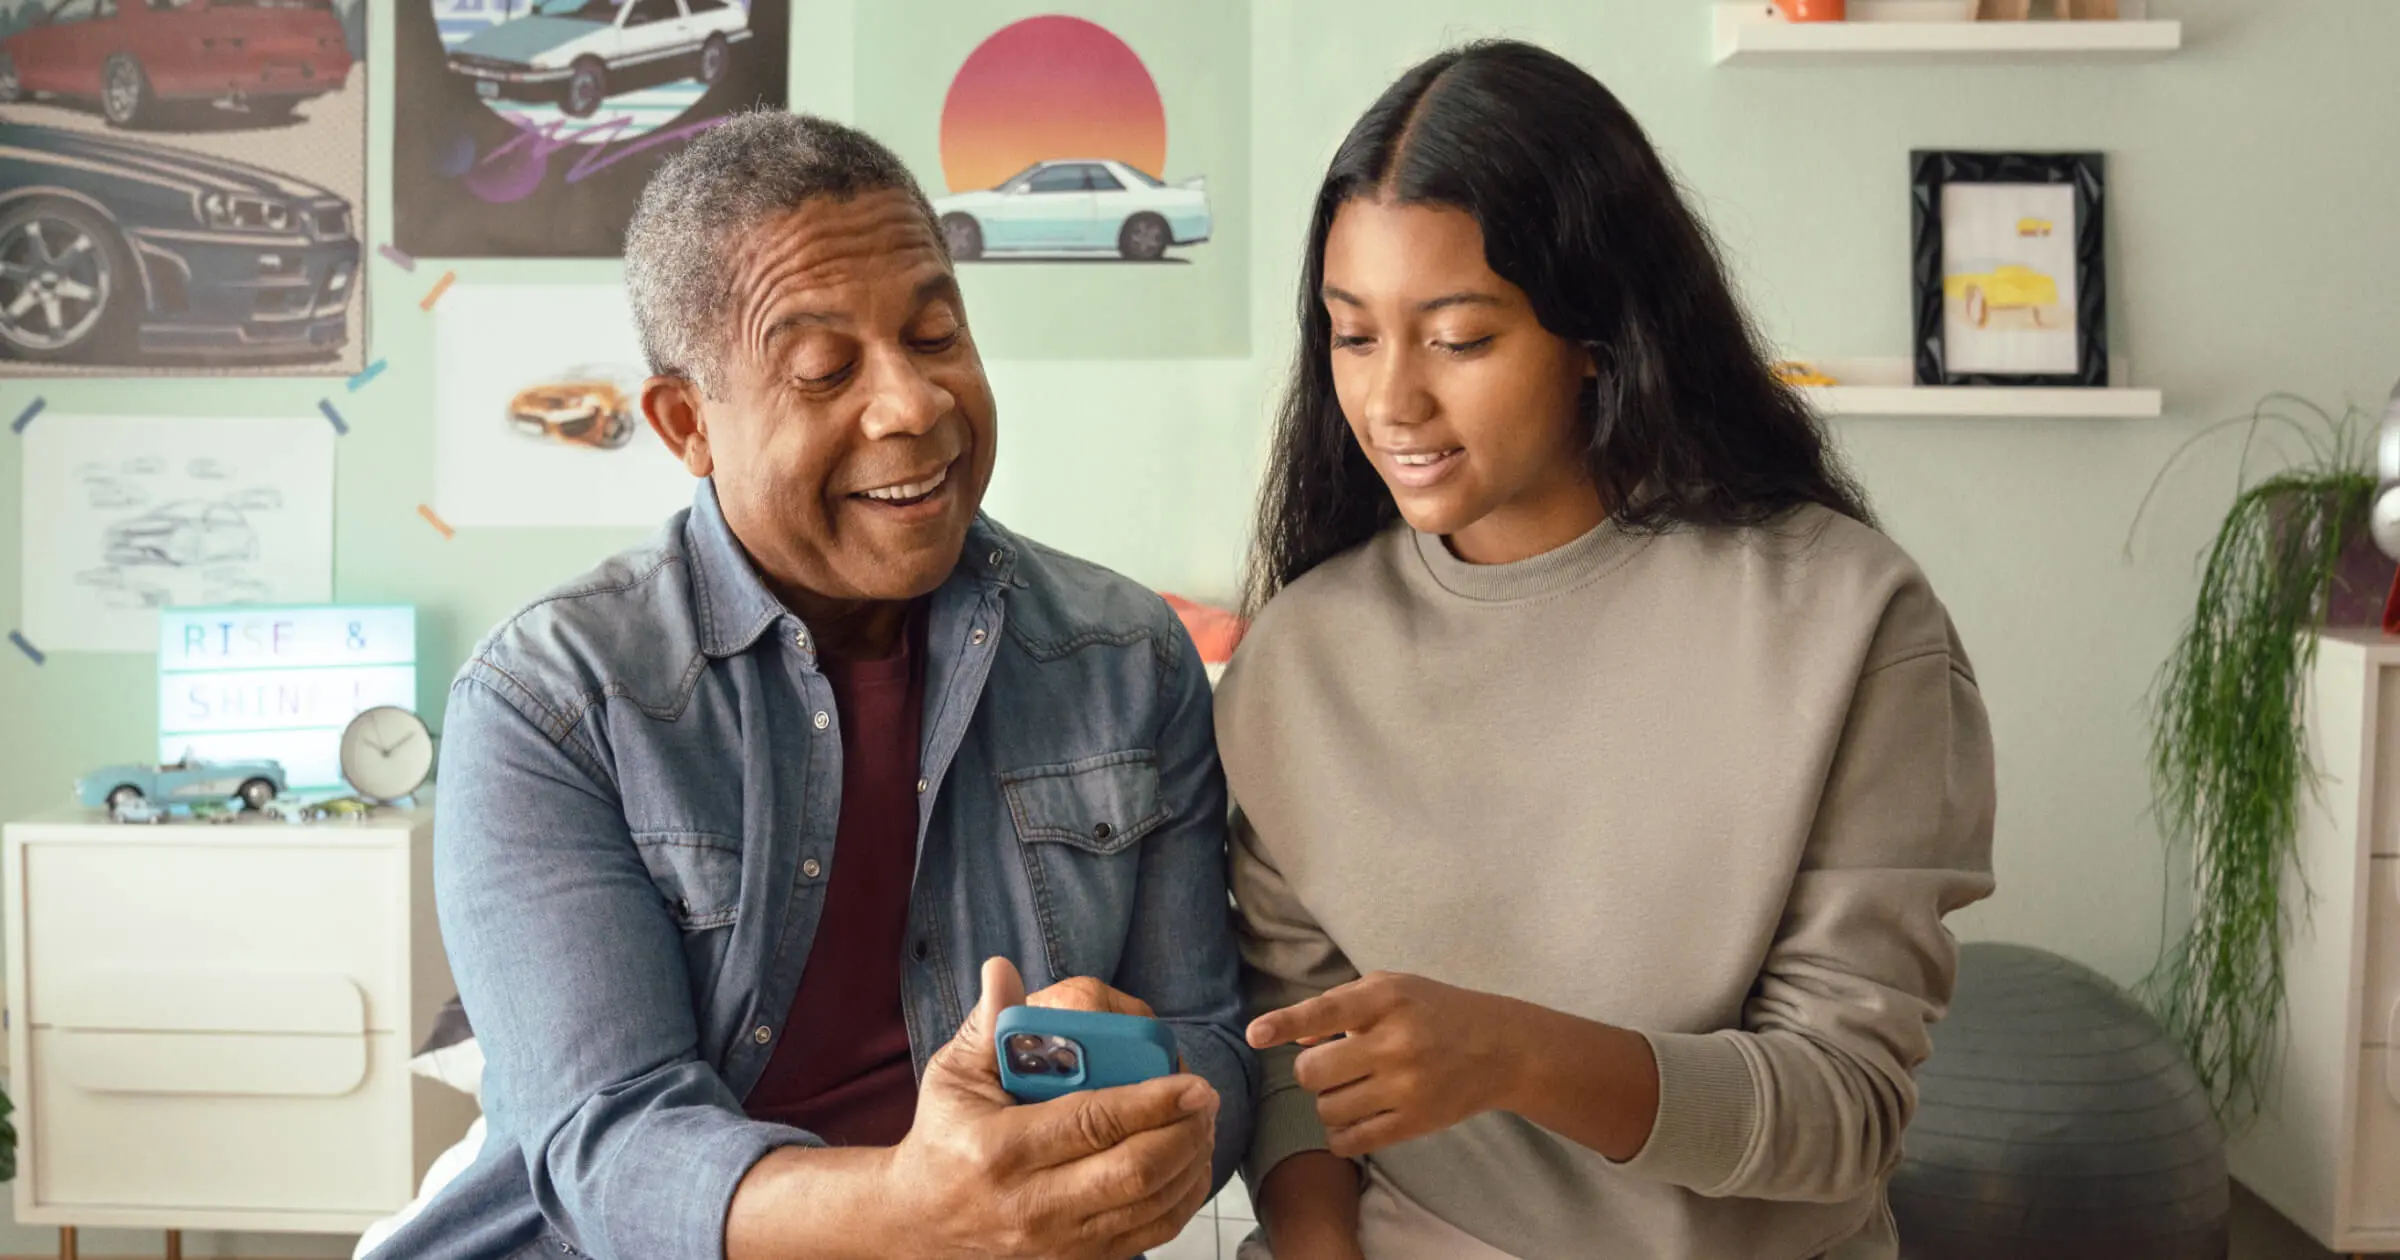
[265,795,372,824]
[1771,360,1838,388]
[445,0,752,120]
[108,797,168,825]
[932,159,1212,262]
[187,799,242,825]
[508,370,639,450]
[77,756,287,812]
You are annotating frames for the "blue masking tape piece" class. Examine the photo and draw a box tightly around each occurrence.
[348,359,387,392]
[318,399,349,434]
[10,397,43,433]
[8,631,43,665]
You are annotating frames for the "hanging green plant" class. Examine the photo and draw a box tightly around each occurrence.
[2135,394,2382,1127]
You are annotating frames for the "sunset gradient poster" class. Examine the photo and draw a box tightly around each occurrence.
[937,16,1170,197]
[857,1,1250,360]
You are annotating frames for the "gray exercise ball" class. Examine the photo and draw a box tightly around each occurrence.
[1889,943,2228,1260]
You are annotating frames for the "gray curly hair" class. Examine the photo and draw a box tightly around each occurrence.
[624,111,943,397]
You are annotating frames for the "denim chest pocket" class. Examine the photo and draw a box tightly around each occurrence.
[1000,750,1169,979]
[633,833,744,930]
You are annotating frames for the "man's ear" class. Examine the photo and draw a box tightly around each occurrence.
[643,374,713,478]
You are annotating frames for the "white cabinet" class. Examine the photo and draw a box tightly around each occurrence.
[3,801,478,1234]
[2231,630,2400,1252]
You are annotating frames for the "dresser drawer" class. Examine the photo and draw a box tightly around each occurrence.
[2366,857,2398,1049]
[2352,1048,2400,1231]
[20,840,405,1032]
[27,1027,412,1214]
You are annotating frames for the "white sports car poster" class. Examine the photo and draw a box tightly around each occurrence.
[395,0,790,258]
[856,1,1249,359]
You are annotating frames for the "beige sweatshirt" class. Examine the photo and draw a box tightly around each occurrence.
[1218,508,1997,1260]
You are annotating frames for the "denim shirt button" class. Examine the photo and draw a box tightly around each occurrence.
[793,630,809,652]
[987,550,1003,566]
[753,1025,773,1045]
[1093,821,1113,841]
[912,939,930,962]
[970,627,988,646]
[802,858,822,879]
[915,777,929,794]
[812,711,830,731]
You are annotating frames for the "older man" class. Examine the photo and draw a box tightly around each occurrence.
[376,113,1253,1260]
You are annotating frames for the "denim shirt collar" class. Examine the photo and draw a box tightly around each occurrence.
[682,478,1021,658]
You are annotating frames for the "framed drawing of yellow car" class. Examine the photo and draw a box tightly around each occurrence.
[1911,150,2106,387]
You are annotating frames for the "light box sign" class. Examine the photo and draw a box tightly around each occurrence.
[159,606,417,791]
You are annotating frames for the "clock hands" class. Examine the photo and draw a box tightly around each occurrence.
[361,715,420,759]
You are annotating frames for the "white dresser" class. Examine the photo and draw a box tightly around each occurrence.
[2,799,478,1238]
[2231,628,2400,1254]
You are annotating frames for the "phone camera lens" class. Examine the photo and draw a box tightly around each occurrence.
[1011,1049,1050,1075]
[1048,1045,1082,1075]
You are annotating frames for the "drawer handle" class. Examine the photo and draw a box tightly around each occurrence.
[57,1029,368,1098]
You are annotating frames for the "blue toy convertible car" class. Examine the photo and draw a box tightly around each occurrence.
[76,757,287,812]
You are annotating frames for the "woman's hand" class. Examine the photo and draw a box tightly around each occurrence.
[1248,971,1661,1162]
[1246,972,1529,1158]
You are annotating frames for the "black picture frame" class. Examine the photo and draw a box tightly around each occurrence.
[1911,150,2107,388]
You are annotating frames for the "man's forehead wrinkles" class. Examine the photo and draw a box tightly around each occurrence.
[734,222,941,316]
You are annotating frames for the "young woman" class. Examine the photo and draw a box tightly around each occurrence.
[1218,40,1997,1260]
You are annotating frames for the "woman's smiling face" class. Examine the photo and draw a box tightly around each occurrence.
[1320,196,1600,565]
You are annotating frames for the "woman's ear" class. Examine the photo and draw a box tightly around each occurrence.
[643,375,713,478]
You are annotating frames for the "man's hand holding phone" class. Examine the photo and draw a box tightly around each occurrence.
[886,957,1218,1260]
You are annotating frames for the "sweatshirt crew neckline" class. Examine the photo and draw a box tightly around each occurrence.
[1409,517,1648,603]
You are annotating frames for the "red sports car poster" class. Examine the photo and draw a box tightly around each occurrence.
[395,0,792,259]
[0,0,368,376]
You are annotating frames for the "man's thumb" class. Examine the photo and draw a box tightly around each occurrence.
[959,955,1027,1052]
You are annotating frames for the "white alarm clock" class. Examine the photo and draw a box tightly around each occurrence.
[340,705,435,803]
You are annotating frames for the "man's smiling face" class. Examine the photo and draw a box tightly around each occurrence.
[658,188,999,605]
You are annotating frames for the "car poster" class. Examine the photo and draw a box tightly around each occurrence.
[0,0,369,376]
[854,1,1249,360]
[433,282,699,527]
[20,414,335,653]
[396,0,791,259]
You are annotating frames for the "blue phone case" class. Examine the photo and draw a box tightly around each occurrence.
[994,1005,1178,1103]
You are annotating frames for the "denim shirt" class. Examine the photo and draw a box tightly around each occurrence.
[375,481,1255,1260]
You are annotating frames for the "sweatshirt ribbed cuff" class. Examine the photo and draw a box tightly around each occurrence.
[1242,1076,1333,1192]
[1614,1030,1761,1193]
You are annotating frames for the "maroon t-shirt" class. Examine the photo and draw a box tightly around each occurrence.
[744,613,925,1146]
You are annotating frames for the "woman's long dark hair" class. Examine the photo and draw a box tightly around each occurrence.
[1245,40,1874,613]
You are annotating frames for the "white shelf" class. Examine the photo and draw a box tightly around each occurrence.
[1712,3,2183,65]
[1795,357,2163,417]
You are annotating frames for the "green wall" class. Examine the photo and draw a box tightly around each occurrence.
[2,1,2396,1253]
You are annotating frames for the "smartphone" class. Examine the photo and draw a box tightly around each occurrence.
[994,1005,1179,1103]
